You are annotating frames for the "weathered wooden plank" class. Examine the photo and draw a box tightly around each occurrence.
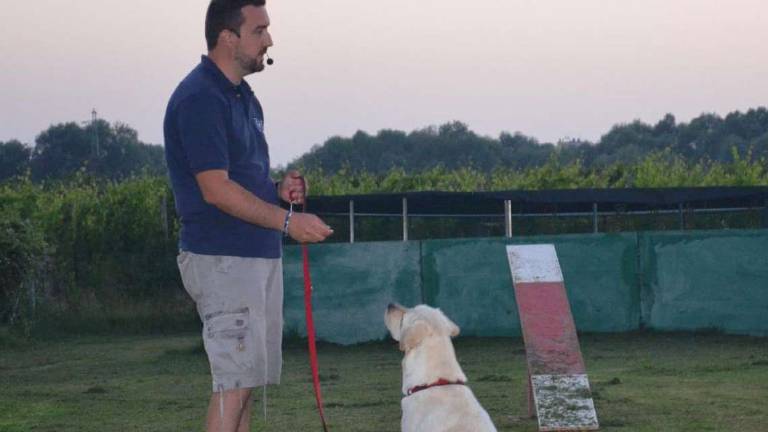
[507,244,599,431]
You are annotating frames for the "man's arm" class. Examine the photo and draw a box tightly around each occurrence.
[196,169,332,243]
[197,169,284,230]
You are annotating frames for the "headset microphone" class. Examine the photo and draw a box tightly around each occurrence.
[265,54,274,65]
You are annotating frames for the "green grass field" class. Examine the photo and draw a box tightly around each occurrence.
[1,331,767,431]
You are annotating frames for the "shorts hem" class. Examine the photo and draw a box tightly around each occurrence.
[212,375,281,393]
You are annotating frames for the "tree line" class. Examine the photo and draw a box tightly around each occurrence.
[0,120,165,183]
[2,107,767,184]
[290,108,768,174]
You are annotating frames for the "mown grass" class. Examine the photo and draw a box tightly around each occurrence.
[1,332,767,431]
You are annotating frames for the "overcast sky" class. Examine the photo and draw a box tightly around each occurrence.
[1,0,766,166]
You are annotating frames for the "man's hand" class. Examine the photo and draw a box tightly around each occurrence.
[276,170,332,242]
[287,212,333,243]
[279,170,307,204]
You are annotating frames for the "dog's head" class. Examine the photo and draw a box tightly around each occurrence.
[385,303,460,352]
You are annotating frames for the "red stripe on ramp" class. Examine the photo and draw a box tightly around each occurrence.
[515,282,586,376]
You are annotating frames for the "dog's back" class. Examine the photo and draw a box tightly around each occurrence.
[401,385,497,432]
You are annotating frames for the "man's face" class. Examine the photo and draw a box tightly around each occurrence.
[233,6,273,74]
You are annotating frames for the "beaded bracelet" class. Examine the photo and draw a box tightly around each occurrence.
[282,207,293,237]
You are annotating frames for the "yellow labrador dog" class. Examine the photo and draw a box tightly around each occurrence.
[385,303,497,432]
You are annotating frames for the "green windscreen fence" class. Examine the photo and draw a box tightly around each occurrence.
[639,230,768,335]
[283,229,768,344]
[282,241,421,344]
[421,234,639,336]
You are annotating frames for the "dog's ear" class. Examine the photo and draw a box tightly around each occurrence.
[385,303,406,341]
[442,314,460,337]
[447,319,460,337]
[435,308,460,337]
[399,320,431,352]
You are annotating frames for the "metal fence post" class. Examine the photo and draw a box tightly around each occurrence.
[505,200,513,238]
[678,203,685,230]
[763,199,768,229]
[349,200,355,243]
[593,202,598,233]
[402,197,408,241]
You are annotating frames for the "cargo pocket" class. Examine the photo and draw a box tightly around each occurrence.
[203,308,255,376]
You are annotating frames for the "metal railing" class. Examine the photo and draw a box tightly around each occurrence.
[314,198,767,243]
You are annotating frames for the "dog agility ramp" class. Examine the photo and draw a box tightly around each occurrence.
[507,244,599,431]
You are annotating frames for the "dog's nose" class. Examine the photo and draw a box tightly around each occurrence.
[387,303,397,311]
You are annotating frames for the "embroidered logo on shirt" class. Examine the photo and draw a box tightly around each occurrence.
[253,117,264,134]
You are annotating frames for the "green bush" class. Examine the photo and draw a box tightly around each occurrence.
[0,174,181,334]
[300,149,767,194]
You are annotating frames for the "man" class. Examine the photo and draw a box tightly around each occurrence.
[163,1,333,430]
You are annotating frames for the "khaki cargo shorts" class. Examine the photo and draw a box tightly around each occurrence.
[177,251,283,393]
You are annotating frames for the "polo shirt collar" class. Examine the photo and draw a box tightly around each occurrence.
[200,55,252,96]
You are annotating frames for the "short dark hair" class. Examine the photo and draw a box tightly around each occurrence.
[205,0,266,51]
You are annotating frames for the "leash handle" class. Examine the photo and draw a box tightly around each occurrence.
[289,174,306,208]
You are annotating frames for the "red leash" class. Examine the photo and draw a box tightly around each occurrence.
[302,244,329,431]
[294,178,329,431]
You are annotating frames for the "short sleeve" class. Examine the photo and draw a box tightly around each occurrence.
[176,92,230,174]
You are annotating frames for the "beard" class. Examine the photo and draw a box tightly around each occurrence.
[235,50,264,74]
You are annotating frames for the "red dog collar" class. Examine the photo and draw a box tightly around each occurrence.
[407,378,466,396]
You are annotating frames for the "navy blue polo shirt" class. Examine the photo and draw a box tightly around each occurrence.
[163,55,281,258]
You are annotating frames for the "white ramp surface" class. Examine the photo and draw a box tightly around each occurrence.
[507,244,564,284]
[531,374,599,431]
